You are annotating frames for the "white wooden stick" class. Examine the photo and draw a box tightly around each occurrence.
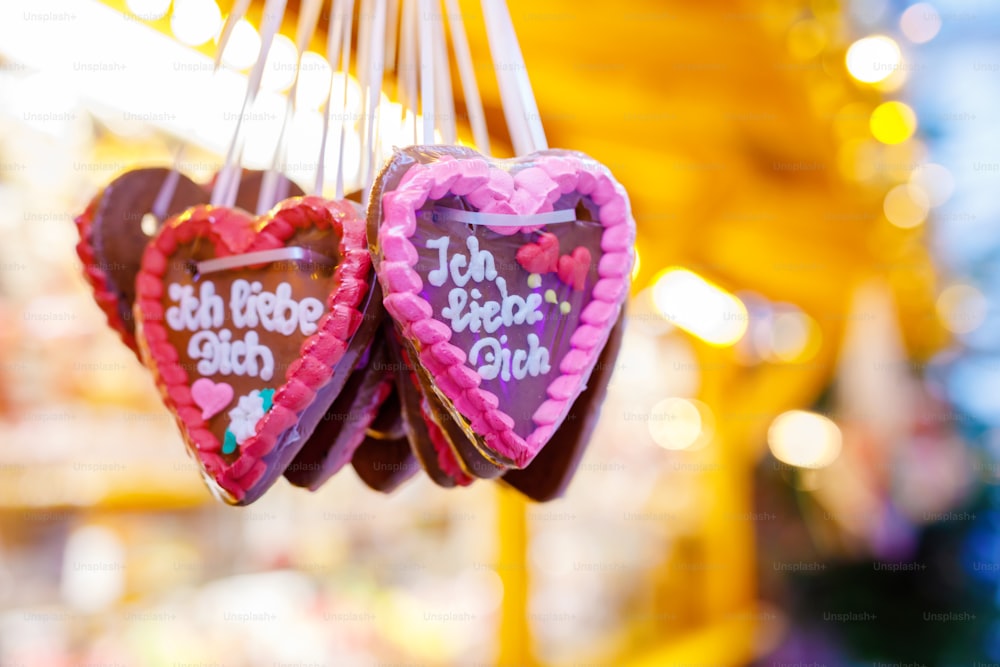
[212,0,288,207]
[432,6,455,144]
[444,0,489,152]
[418,0,434,144]
[257,0,324,213]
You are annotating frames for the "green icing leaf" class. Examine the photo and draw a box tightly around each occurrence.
[259,388,275,412]
[222,430,237,455]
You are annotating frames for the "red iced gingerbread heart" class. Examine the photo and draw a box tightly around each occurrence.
[557,247,592,291]
[369,146,635,469]
[75,168,305,354]
[516,232,559,274]
[75,168,208,351]
[134,196,378,504]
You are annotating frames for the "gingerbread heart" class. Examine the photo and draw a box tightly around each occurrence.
[502,309,625,501]
[75,168,208,351]
[284,324,393,491]
[134,196,378,504]
[387,329,474,488]
[351,387,421,492]
[76,168,305,354]
[369,146,635,469]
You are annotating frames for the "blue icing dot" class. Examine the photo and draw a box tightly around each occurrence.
[259,388,275,412]
[222,430,237,455]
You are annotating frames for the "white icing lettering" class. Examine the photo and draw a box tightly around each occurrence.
[425,234,553,382]
[167,279,321,382]
[187,329,274,381]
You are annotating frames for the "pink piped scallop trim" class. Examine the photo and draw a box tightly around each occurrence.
[135,197,373,502]
[377,153,635,468]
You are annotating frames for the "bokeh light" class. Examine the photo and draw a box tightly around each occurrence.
[126,0,172,21]
[170,0,223,47]
[883,183,930,228]
[768,410,842,469]
[845,35,901,83]
[295,51,334,110]
[909,162,954,207]
[220,19,260,71]
[900,2,942,44]
[937,283,988,334]
[870,100,917,144]
[648,398,712,450]
[787,19,827,60]
[652,268,748,346]
[261,34,298,92]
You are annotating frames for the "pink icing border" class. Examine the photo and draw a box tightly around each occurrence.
[135,196,373,502]
[376,152,635,468]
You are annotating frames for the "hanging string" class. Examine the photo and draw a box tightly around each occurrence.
[256,0,324,213]
[361,0,388,203]
[150,0,252,221]
[431,5,455,144]
[444,0,489,153]
[418,0,435,144]
[315,0,355,198]
[211,0,288,208]
[400,0,418,145]
[480,0,545,155]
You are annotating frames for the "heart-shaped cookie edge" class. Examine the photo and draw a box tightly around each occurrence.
[374,148,635,468]
[135,196,375,503]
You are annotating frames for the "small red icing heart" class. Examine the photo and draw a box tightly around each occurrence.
[191,378,234,420]
[516,232,559,274]
[557,247,592,291]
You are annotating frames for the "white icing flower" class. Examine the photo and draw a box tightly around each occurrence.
[227,389,267,445]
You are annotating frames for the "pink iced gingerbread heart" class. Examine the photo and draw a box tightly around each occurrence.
[134,197,379,504]
[368,146,635,469]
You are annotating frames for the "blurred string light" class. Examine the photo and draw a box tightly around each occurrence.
[845,35,901,83]
[126,0,171,21]
[738,296,821,365]
[870,100,917,144]
[652,268,748,346]
[787,19,827,60]
[900,2,942,44]
[261,34,298,92]
[884,183,929,228]
[170,0,223,47]
[648,398,713,451]
[767,410,842,469]
[909,162,954,207]
[937,283,988,335]
[295,51,334,110]
[219,19,260,71]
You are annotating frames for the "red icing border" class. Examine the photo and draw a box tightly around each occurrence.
[134,196,373,501]
[74,197,138,352]
[376,152,635,468]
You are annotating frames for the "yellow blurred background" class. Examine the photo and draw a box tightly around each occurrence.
[0,0,988,665]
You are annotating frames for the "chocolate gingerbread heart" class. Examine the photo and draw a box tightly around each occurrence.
[369,146,635,469]
[351,387,421,492]
[134,196,378,504]
[284,322,393,491]
[502,309,626,501]
[387,329,474,487]
[75,168,208,350]
[76,169,305,353]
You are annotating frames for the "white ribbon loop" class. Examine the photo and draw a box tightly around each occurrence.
[196,247,337,275]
